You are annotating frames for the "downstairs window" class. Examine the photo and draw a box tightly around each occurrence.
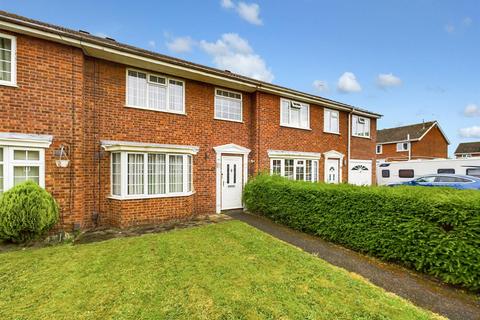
[270,158,318,182]
[111,152,193,198]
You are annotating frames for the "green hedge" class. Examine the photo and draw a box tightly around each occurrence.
[0,181,59,243]
[243,174,480,291]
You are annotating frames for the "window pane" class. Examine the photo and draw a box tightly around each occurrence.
[13,150,26,160]
[128,154,144,195]
[169,155,184,193]
[295,160,305,181]
[281,100,290,124]
[466,169,480,177]
[399,169,414,178]
[312,161,318,182]
[300,105,309,128]
[215,96,241,121]
[284,159,294,179]
[0,38,11,50]
[0,147,3,162]
[111,153,121,196]
[290,107,300,127]
[0,164,3,193]
[127,70,147,107]
[187,155,192,192]
[306,160,312,181]
[148,82,167,111]
[148,154,166,195]
[168,80,183,112]
[272,159,282,175]
[0,71,10,82]
[13,166,39,186]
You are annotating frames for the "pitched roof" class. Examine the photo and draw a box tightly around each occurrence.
[454,142,480,154]
[377,121,440,143]
[0,10,382,117]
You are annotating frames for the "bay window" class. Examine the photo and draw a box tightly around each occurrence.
[126,69,184,114]
[280,98,310,129]
[270,158,319,182]
[110,151,193,199]
[0,146,45,194]
[352,115,371,138]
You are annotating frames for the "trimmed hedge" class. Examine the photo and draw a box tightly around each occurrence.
[0,181,59,243]
[244,174,480,291]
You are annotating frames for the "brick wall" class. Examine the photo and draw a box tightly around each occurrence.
[378,125,448,161]
[0,32,378,230]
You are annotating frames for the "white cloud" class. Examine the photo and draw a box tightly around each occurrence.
[200,33,273,82]
[148,40,156,49]
[221,1,262,25]
[463,17,473,26]
[236,2,262,25]
[377,73,402,89]
[221,0,234,8]
[166,37,194,53]
[445,23,455,34]
[312,80,328,92]
[337,72,361,93]
[459,126,480,138]
[463,103,480,117]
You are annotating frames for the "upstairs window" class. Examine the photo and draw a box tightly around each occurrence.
[280,98,310,129]
[352,115,370,138]
[215,89,242,122]
[396,142,410,152]
[0,33,16,86]
[126,69,184,114]
[324,108,339,134]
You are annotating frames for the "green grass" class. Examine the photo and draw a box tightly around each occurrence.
[0,221,441,320]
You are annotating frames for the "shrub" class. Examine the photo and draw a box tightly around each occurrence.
[0,181,59,243]
[244,174,480,291]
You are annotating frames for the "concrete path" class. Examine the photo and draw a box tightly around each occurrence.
[228,211,480,320]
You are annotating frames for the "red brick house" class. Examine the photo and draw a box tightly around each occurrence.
[0,11,380,230]
[376,121,449,162]
[454,142,480,158]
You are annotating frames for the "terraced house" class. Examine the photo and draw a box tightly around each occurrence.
[0,11,380,230]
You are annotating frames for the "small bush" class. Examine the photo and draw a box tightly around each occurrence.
[244,174,480,291]
[0,181,59,243]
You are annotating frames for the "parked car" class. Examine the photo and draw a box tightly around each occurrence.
[388,174,480,190]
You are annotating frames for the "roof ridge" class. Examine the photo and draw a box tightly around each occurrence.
[378,120,436,132]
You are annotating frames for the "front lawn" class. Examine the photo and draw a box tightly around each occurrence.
[0,221,441,319]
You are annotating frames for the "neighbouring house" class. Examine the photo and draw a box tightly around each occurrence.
[376,121,449,162]
[454,142,480,158]
[0,11,380,230]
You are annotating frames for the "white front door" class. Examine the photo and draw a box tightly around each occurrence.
[325,159,340,184]
[221,156,243,210]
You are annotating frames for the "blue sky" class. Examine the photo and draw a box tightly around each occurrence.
[1,0,479,155]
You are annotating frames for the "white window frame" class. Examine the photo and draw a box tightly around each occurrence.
[324,108,340,134]
[125,68,185,114]
[110,151,194,200]
[0,146,45,193]
[376,144,382,154]
[352,115,371,138]
[0,33,17,87]
[396,142,410,152]
[269,158,319,182]
[280,98,310,130]
[214,88,243,123]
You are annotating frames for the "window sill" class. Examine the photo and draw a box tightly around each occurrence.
[324,130,340,135]
[0,82,18,88]
[108,191,195,200]
[124,104,186,116]
[352,134,371,139]
[214,117,243,123]
[280,124,311,131]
